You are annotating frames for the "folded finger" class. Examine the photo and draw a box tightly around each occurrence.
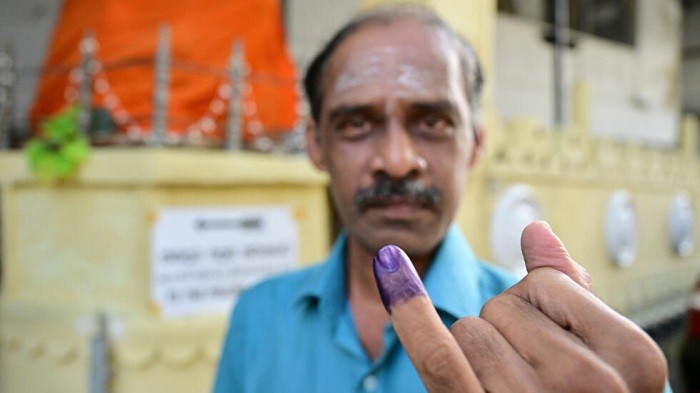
[450,316,541,393]
[510,268,668,393]
[480,287,629,392]
[373,245,483,392]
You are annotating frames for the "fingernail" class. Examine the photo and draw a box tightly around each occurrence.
[373,245,428,314]
[375,246,400,272]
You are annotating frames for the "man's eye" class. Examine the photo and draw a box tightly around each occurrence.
[423,116,442,128]
[349,117,368,129]
[337,116,373,139]
[414,115,452,137]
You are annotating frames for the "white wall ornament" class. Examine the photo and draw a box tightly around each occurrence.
[667,192,696,257]
[489,184,544,277]
[604,190,639,268]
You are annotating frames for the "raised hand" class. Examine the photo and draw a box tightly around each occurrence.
[373,221,668,392]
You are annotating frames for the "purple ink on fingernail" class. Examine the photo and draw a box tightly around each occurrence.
[373,244,428,314]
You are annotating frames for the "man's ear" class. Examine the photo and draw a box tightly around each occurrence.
[468,122,485,168]
[305,118,328,171]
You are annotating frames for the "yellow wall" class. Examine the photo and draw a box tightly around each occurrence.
[458,114,700,325]
[0,150,331,393]
[1,1,698,392]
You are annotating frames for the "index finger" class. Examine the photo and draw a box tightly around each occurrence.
[373,245,483,392]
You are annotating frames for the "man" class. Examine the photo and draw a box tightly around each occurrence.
[214,5,669,392]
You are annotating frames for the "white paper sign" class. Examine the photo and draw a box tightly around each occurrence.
[151,206,298,317]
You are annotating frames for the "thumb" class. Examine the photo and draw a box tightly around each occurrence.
[521,221,592,290]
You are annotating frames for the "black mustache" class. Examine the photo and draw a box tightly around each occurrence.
[354,177,442,210]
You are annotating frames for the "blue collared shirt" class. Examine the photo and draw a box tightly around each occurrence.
[212,225,518,393]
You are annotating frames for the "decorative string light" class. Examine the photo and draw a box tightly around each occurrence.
[60,35,265,144]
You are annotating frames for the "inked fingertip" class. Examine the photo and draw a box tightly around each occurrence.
[372,245,427,314]
[375,245,401,273]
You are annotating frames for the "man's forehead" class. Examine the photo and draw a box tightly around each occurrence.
[322,20,460,98]
[326,20,451,71]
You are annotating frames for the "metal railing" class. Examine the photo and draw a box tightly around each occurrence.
[0,45,15,149]
[0,24,306,153]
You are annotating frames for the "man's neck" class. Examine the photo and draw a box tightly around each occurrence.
[345,236,433,293]
[344,235,434,361]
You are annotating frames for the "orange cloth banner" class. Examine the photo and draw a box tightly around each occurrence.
[31,0,298,141]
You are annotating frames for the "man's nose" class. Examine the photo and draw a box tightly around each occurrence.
[369,120,427,179]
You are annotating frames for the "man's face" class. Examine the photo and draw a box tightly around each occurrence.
[307,20,481,258]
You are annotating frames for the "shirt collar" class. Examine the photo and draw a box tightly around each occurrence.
[293,225,483,320]
[294,231,348,319]
[423,225,484,319]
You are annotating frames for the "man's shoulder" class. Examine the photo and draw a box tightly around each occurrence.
[473,259,520,294]
[439,225,518,293]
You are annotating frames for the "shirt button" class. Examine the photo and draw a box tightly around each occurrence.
[362,374,379,392]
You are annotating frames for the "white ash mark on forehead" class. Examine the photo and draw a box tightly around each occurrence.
[396,64,432,91]
[331,46,397,94]
[331,47,442,95]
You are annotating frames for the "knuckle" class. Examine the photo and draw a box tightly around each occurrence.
[450,318,493,353]
[479,294,507,320]
[558,355,628,393]
[622,333,668,392]
[450,317,502,366]
[416,341,464,389]
[479,293,529,324]
[641,356,668,392]
[450,319,480,352]
[450,316,481,337]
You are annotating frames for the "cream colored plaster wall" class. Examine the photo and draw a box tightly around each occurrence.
[682,4,700,114]
[495,0,682,147]
[286,0,359,66]
[0,0,61,126]
[0,150,332,393]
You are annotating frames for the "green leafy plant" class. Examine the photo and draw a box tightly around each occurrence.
[26,105,91,181]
